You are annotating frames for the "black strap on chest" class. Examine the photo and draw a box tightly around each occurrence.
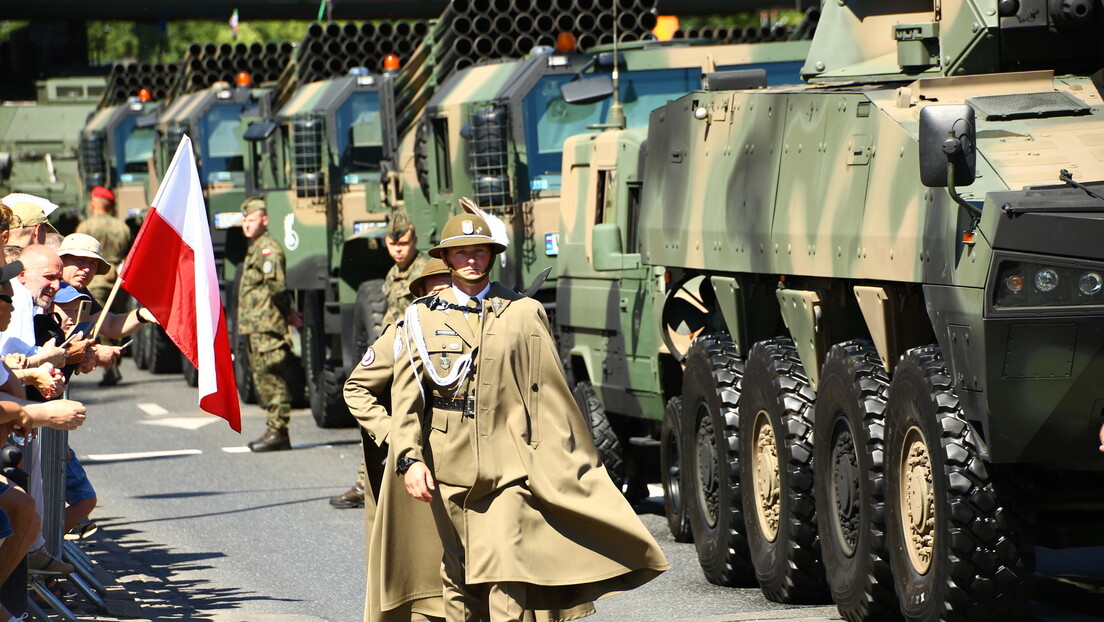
[420,295,483,315]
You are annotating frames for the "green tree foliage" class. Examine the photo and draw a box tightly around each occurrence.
[87,20,310,64]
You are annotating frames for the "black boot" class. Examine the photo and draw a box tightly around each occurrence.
[248,429,291,452]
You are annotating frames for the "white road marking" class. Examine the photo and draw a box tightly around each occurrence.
[139,417,220,431]
[85,449,202,462]
[137,403,169,416]
[221,446,251,454]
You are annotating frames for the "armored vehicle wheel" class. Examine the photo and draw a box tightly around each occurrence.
[132,325,150,370]
[352,279,387,357]
[885,346,1031,622]
[660,397,692,542]
[813,341,896,621]
[573,380,626,492]
[739,338,826,603]
[148,326,182,374]
[181,354,199,387]
[681,333,754,586]
[233,333,257,404]
[310,361,356,428]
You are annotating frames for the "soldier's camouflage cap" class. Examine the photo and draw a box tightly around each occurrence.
[428,212,506,258]
[241,197,266,216]
[409,257,450,297]
[386,210,413,240]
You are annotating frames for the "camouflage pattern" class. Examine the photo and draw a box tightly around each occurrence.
[389,39,810,309]
[76,214,131,264]
[239,230,293,430]
[382,252,427,328]
[247,332,292,432]
[238,230,293,335]
[79,100,161,222]
[556,2,1104,618]
[0,77,103,226]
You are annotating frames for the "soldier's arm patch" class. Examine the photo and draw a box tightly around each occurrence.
[262,260,273,274]
[360,348,376,367]
[261,248,272,256]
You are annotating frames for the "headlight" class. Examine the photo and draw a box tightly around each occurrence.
[1034,268,1059,292]
[1079,272,1102,296]
[994,260,1104,308]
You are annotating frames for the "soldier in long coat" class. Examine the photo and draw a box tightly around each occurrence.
[345,259,452,622]
[393,210,668,622]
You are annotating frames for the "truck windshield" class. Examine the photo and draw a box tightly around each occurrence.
[521,61,804,194]
[522,67,701,194]
[200,103,246,183]
[335,90,382,173]
[116,116,155,177]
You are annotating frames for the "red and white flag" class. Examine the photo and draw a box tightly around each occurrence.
[119,136,241,432]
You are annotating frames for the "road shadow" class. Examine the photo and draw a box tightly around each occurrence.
[87,518,304,620]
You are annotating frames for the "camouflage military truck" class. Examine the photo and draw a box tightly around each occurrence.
[0,76,105,226]
[244,68,401,426]
[559,1,1104,620]
[399,38,810,493]
[155,79,281,390]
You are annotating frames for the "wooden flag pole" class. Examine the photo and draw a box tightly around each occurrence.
[90,275,124,340]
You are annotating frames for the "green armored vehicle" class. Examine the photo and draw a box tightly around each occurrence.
[0,76,105,224]
[558,1,1104,620]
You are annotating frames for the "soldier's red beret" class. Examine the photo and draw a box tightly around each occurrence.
[91,186,115,201]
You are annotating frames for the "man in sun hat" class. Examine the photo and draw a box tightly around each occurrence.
[7,201,57,248]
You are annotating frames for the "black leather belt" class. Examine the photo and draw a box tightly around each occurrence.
[432,396,475,418]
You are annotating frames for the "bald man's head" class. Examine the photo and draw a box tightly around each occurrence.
[19,244,63,309]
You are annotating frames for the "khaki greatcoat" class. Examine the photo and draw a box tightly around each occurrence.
[344,323,445,622]
[392,284,668,612]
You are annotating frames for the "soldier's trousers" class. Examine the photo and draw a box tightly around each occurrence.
[246,333,292,432]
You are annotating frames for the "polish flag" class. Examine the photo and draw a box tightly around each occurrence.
[119,136,241,431]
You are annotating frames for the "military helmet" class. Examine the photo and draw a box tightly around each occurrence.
[428,212,506,258]
[408,257,450,297]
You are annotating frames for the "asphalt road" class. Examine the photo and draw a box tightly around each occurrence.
[62,358,1104,622]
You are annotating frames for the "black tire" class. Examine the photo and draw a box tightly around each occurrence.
[682,333,755,586]
[147,326,182,374]
[234,333,257,404]
[884,346,1032,622]
[661,397,692,542]
[181,354,199,387]
[813,340,897,622]
[351,278,387,358]
[132,325,150,369]
[739,338,827,603]
[573,380,626,491]
[310,361,356,428]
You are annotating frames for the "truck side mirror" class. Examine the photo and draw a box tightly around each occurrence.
[919,104,976,188]
[592,223,640,271]
[561,76,614,105]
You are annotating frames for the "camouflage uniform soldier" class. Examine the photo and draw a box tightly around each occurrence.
[330,210,427,508]
[239,197,302,452]
[76,186,132,386]
[382,211,428,328]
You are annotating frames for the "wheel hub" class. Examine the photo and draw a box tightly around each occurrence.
[695,410,719,528]
[752,410,780,542]
[900,426,935,574]
[830,420,859,556]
